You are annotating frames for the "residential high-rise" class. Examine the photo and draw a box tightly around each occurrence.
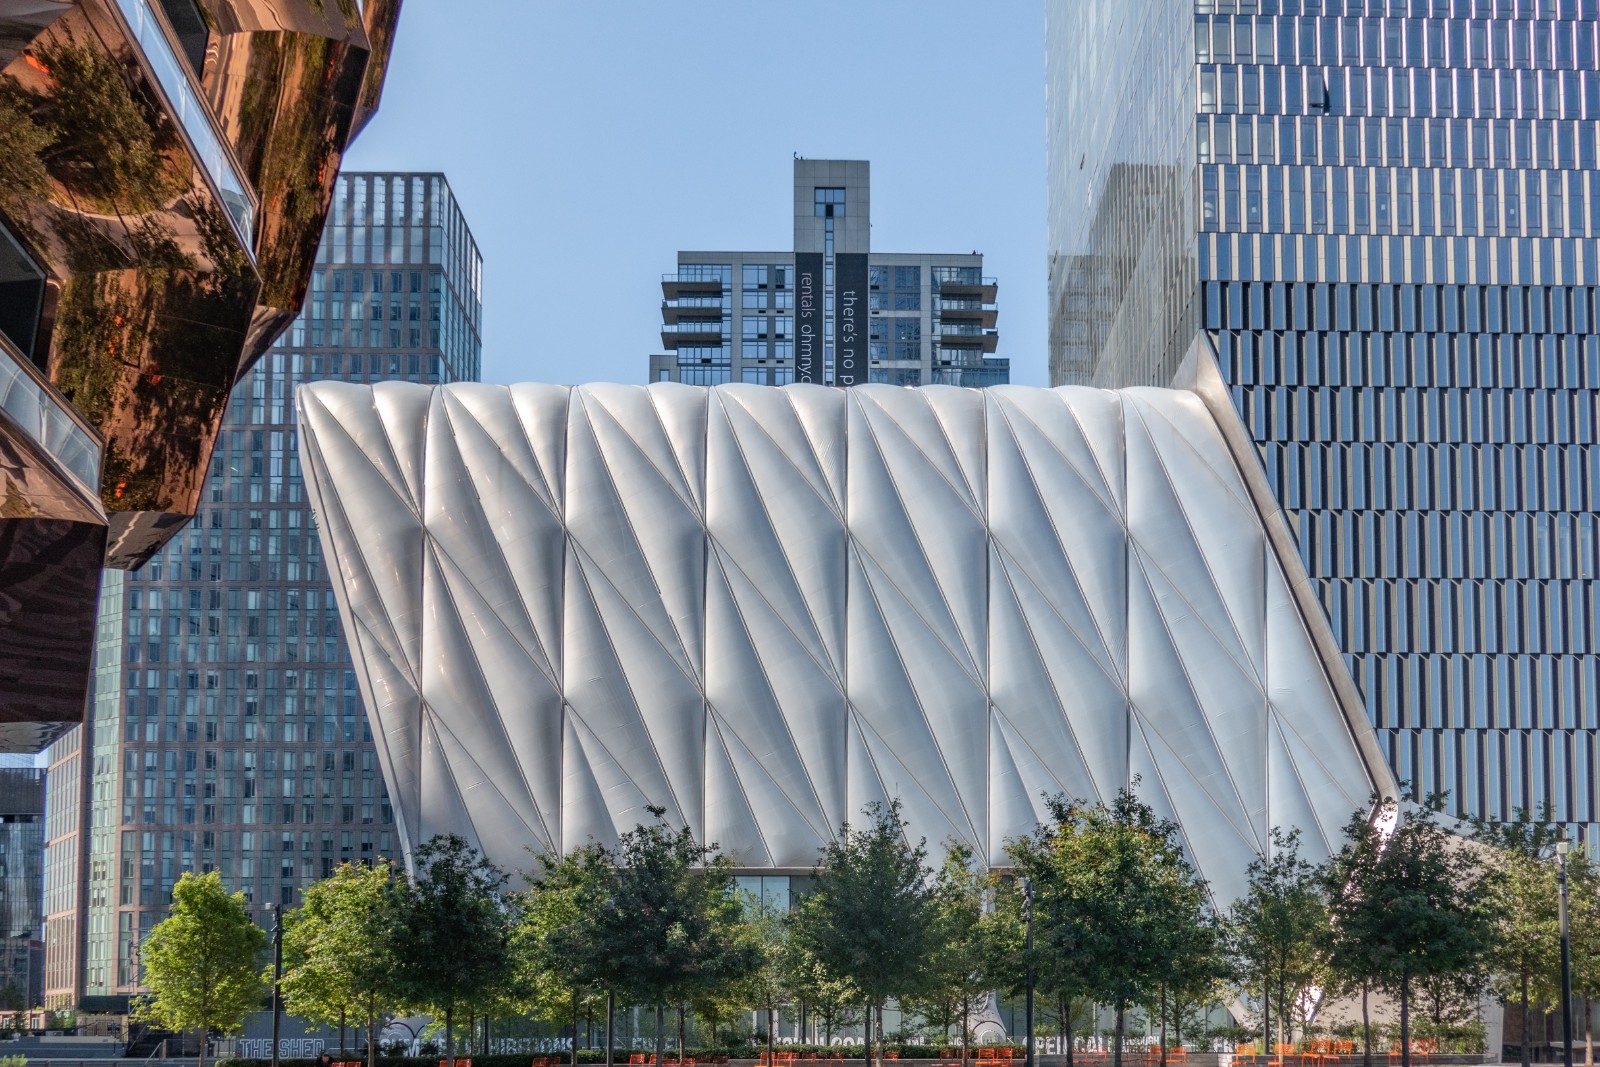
[41,172,483,1011]
[0,0,399,746]
[1048,2,1600,837]
[651,160,1007,388]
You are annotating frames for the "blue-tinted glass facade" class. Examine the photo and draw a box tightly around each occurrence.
[45,173,482,1005]
[1049,0,1600,838]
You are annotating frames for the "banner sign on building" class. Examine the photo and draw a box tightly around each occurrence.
[833,253,867,387]
[795,252,822,384]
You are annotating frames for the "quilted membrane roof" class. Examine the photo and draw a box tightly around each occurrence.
[297,381,1384,903]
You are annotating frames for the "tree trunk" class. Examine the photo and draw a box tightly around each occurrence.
[655,1005,665,1065]
[864,1000,873,1067]
[1160,985,1168,1067]
[197,1026,207,1067]
[1522,974,1532,1067]
[446,1008,455,1067]
[769,1005,776,1063]
[1114,1006,1125,1067]
[1278,977,1287,1046]
[1399,974,1411,1067]
[367,1007,378,1067]
[572,990,582,1067]
[607,991,616,1067]
[341,1010,348,1059]
[1064,997,1074,1067]
[679,1005,687,1065]
[1585,998,1592,1067]
[961,999,970,1065]
[1361,983,1372,1067]
[1263,971,1271,1066]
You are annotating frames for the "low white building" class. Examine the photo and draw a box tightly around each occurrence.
[296,378,1393,906]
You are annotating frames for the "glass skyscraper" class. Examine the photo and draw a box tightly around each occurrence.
[41,172,483,1009]
[1049,0,1600,838]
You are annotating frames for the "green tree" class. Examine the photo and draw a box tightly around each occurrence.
[32,41,176,208]
[133,871,266,1067]
[1014,788,1215,1067]
[391,835,516,1067]
[737,898,792,1059]
[1149,901,1228,1061]
[1228,829,1329,1053]
[987,859,1089,1067]
[0,83,51,211]
[788,800,938,1067]
[280,862,403,1067]
[1470,809,1600,1067]
[1322,806,1389,1067]
[787,944,862,1046]
[1327,798,1495,1067]
[591,807,759,1063]
[1565,853,1600,1067]
[520,844,613,1067]
[902,842,995,1059]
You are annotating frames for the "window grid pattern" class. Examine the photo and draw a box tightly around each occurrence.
[69,174,483,999]
[1199,1,1600,838]
[1048,0,1600,839]
[658,253,1007,388]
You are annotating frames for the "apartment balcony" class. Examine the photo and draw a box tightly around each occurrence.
[938,299,999,327]
[937,324,1000,353]
[660,321,730,349]
[937,275,999,302]
[662,273,727,300]
[660,300,727,325]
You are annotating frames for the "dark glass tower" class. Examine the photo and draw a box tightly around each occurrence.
[1049,1,1600,837]
[42,172,483,1008]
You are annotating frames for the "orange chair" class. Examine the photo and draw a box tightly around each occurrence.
[1265,1045,1294,1067]
[1167,1048,1189,1065]
[885,1055,900,1062]
[1234,1044,1259,1066]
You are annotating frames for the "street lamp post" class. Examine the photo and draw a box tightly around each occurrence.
[1023,879,1035,1067]
[270,903,284,1067]
[1558,841,1574,1067]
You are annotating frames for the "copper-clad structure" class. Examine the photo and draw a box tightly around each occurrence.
[0,0,400,746]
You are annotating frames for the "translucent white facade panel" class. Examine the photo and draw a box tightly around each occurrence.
[298,381,1388,904]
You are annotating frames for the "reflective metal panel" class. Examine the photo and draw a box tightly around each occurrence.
[0,0,399,569]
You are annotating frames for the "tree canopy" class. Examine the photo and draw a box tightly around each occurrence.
[1327,798,1495,1067]
[280,862,403,1067]
[789,800,939,1065]
[390,835,516,1067]
[134,871,267,1067]
[1229,828,1328,1052]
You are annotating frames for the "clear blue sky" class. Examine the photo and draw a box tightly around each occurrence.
[344,1,1048,387]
